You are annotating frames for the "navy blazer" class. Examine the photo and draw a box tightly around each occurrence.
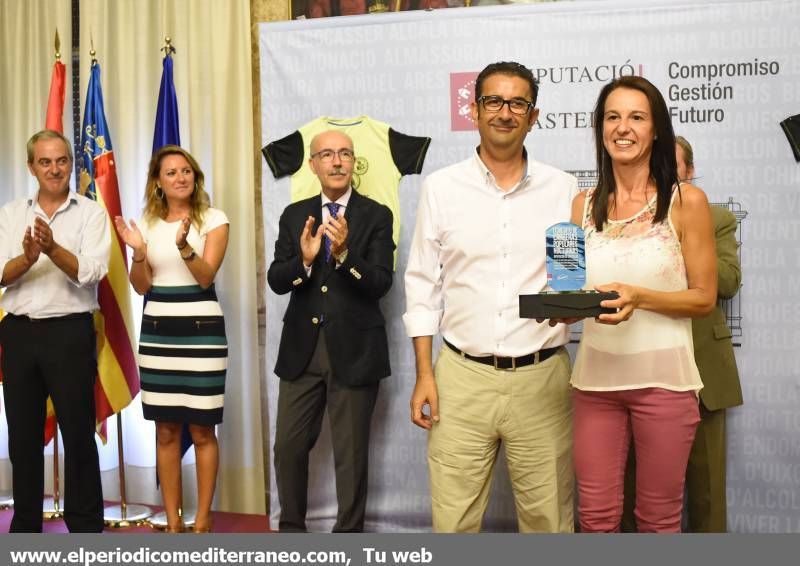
[267,190,394,386]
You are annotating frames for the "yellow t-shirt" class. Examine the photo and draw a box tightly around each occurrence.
[263,115,430,257]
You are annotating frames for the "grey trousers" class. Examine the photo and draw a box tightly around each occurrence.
[273,330,379,532]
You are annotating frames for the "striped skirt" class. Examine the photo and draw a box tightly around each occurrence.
[139,285,227,425]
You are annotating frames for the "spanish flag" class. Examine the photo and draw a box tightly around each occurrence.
[41,53,67,444]
[79,59,139,441]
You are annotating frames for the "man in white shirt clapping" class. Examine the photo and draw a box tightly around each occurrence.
[0,130,110,532]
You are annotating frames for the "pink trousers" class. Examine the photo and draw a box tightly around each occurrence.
[573,388,700,533]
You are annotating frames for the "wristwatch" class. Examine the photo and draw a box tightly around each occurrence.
[181,250,197,261]
[334,248,348,265]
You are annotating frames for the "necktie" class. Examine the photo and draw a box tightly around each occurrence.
[324,202,341,263]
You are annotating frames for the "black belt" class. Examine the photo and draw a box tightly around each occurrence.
[444,339,559,371]
[5,312,92,323]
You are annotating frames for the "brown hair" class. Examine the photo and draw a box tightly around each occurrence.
[143,145,210,227]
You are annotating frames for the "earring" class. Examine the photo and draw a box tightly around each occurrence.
[155,186,165,200]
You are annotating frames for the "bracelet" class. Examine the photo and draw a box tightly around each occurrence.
[181,250,197,261]
[177,242,188,250]
[132,254,146,263]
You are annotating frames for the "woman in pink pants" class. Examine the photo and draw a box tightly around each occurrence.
[568,76,717,532]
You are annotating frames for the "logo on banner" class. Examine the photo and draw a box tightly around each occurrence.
[450,72,478,131]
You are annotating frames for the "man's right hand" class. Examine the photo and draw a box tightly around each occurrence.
[535,316,583,327]
[22,226,41,266]
[300,215,323,266]
[410,371,439,430]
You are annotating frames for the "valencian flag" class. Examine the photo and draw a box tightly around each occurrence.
[80,60,139,440]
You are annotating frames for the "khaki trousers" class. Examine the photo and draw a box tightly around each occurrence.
[428,345,574,532]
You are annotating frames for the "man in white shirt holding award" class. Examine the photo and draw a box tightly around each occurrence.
[404,61,578,533]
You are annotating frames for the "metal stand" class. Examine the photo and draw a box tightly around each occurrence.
[147,508,196,531]
[0,492,13,510]
[43,427,63,520]
[42,496,64,519]
[104,412,153,527]
[0,384,9,510]
[104,503,153,528]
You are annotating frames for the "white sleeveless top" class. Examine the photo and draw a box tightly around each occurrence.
[139,207,229,287]
[570,188,702,393]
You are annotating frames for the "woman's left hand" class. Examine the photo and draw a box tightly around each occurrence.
[594,282,639,325]
[176,217,191,248]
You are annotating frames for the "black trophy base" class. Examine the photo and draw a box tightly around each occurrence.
[519,291,619,319]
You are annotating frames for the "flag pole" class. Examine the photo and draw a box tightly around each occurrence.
[75,41,150,529]
[143,36,196,531]
[42,432,63,519]
[43,30,64,521]
[104,412,152,527]
[89,38,151,527]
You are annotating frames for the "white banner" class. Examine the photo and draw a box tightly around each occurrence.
[260,0,800,532]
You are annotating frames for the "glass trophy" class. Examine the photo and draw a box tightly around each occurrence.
[519,222,618,319]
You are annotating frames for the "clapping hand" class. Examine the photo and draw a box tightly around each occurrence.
[325,214,348,257]
[22,226,41,265]
[32,217,57,255]
[176,217,191,248]
[300,215,323,266]
[114,216,146,251]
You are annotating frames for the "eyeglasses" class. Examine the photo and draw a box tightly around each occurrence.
[310,148,355,163]
[477,95,535,115]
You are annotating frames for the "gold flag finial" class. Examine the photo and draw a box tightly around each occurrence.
[162,36,176,55]
[54,29,61,60]
[89,31,97,65]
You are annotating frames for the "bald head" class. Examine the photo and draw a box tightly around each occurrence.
[310,130,353,155]
[308,130,355,200]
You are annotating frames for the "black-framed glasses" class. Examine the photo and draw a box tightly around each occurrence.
[477,95,534,115]
[310,148,355,163]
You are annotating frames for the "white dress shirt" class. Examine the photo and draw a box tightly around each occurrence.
[0,191,110,318]
[403,151,578,357]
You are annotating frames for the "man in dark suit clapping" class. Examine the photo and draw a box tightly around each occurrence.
[267,130,394,532]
